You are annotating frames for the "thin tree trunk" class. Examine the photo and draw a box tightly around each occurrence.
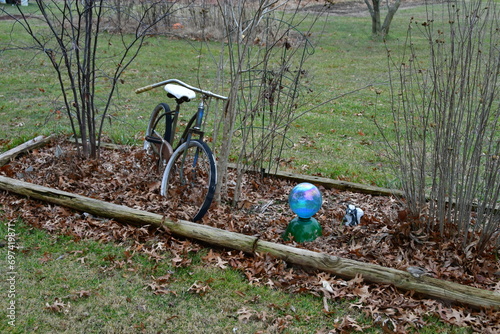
[381,0,401,35]
[364,0,381,35]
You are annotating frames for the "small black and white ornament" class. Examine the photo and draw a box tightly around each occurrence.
[342,204,364,226]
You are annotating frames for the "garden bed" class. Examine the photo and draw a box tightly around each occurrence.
[1,136,499,332]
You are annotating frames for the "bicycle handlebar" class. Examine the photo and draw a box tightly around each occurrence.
[135,79,228,100]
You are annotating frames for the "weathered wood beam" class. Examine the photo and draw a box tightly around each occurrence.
[268,169,497,213]
[0,175,498,309]
[0,135,55,167]
[228,163,404,196]
[272,170,404,196]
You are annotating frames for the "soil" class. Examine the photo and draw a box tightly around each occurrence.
[1,137,499,332]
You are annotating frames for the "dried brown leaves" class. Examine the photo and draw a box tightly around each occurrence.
[1,138,499,332]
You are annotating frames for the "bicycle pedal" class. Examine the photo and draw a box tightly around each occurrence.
[190,128,204,136]
[145,135,163,144]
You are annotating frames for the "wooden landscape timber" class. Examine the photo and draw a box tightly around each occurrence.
[68,136,127,150]
[228,163,405,197]
[271,170,405,197]
[264,170,497,213]
[1,174,499,310]
[0,135,55,167]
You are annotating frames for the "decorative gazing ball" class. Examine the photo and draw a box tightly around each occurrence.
[288,183,322,219]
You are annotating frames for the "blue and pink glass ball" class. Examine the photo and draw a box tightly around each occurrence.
[288,182,322,218]
[283,183,323,242]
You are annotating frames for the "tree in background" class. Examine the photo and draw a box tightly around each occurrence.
[318,0,401,37]
[364,0,401,36]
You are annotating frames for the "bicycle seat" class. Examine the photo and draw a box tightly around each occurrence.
[164,84,196,102]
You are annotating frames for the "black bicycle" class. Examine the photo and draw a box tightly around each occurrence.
[136,79,227,221]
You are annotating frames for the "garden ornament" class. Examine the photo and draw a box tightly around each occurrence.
[282,182,323,243]
[342,204,364,226]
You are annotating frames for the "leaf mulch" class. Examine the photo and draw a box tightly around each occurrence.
[1,137,499,333]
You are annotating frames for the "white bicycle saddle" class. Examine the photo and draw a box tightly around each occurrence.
[164,84,196,101]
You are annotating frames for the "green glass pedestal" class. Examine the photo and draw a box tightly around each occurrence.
[282,217,322,243]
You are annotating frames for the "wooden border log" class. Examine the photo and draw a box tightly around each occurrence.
[269,170,498,213]
[68,137,125,150]
[0,175,499,309]
[6,137,494,213]
[271,170,404,197]
[0,135,55,167]
[228,163,405,197]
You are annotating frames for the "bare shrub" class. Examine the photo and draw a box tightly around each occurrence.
[206,0,326,204]
[101,0,135,33]
[100,0,305,43]
[98,0,330,206]
[99,0,327,205]
[385,0,500,252]
[3,0,176,158]
[100,0,178,34]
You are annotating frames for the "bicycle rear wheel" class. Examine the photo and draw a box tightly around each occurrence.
[145,103,173,167]
[161,139,216,221]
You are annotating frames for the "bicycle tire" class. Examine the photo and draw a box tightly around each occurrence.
[145,103,173,166]
[161,139,217,222]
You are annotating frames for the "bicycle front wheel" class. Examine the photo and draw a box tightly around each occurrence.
[161,139,216,222]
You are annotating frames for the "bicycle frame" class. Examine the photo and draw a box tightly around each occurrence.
[138,79,226,150]
[178,97,213,184]
[136,79,227,221]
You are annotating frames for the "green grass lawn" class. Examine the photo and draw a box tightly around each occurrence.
[0,219,472,333]
[0,2,481,333]
[0,220,351,333]
[0,1,442,188]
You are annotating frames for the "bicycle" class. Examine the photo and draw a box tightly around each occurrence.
[135,79,228,221]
